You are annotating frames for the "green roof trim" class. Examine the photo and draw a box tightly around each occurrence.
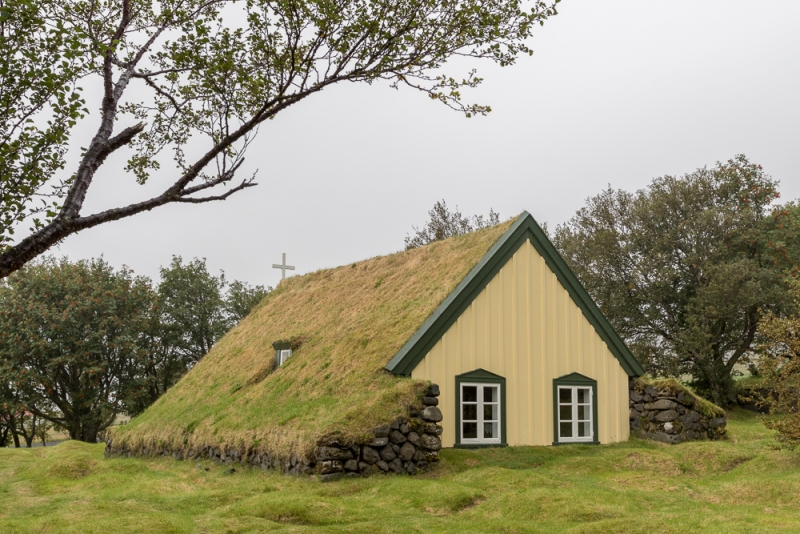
[385,211,645,377]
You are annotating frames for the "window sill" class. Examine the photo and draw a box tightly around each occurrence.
[552,440,600,446]
[455,443,507,449]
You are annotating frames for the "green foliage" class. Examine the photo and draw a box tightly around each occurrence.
[0,258,155,442]
[0,254,270,431]
[0,0,89,251]
[755,280,800,449]
[158,256,230,363]
[3,411,800,533]
[225,280,271,324]
[554,156,799,406]
[405,199,500,249]
[0,0,561,279]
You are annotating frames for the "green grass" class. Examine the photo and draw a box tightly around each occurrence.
[3,409,800,533]
[112,219,515,459]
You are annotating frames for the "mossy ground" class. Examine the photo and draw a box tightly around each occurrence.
[2,409,799,533]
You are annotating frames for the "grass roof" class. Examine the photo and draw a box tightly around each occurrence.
[112,218,516,458]
[635,377,725,418]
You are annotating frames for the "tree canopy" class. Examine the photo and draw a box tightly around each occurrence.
[0,255,270,440]
[0,0,560,279]
[0,258,154,442]
[405,199,499,249]
[553,156,800,405]
[756,280,800,448]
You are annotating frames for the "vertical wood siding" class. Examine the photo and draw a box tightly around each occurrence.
[411,240,630,447]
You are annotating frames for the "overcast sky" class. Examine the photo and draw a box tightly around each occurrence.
[54,0,800,289]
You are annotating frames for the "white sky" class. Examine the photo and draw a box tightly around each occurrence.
[54,0,800,288]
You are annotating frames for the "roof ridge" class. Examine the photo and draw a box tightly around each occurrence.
[385,211,644,377]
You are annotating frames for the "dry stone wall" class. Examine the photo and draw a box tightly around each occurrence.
[629,378,726,444]
[105,384,443,480]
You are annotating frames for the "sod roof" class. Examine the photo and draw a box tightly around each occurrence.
[111,218,516,458]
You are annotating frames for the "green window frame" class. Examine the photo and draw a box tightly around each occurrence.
[455,369,507,448]
[552,373,599,445]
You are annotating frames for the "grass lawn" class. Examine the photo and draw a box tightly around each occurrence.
[2,409,799,533]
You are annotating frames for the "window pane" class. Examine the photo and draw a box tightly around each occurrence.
[559,405,572,421]
[484,403,497,421]
[579,421,592,438]
[462,404,477,421]
[560,422,573,438]
[484,386,498,403]
[484,422,498,439]
[559,388,572,403]
[577,388,589,404]
[463,422,477,439]
[577,405,589,421]
[463,386,477,403]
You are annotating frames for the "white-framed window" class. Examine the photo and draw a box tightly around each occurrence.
[279,349,292,366]
[557,385,593,442]
[460,382,501,444]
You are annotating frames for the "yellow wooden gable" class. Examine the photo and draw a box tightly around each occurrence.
[386,212,643,447]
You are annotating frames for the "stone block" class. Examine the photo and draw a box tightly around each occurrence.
[344,459,359,471]
[379,444,396,462]
[376,460,389,472]
[368,437,389,447]
[427,384,440,397]
[630,391,644,402]
[374,425,391,438]
[424,451,440,462]
[316,447,353,461]
[709,417,726,428]
[407,432,420,447]
[644,399,678,411]
[400,422,410,434]
[655,410,679,422]
[398,442,416,462]
[419,434,441,451]
[389,430,407,444]
[407,462,418,475]
[388,458,404,474]
[422,396,439,406]
[320,460,343,474]
[421,406,443,422]
[361,446,380,464]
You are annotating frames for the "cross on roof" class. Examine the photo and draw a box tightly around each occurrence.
[272,252,295,280]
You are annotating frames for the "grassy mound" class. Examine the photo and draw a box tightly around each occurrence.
[111,219,515,458]
[4,410,800,533]
[635,377,725,418]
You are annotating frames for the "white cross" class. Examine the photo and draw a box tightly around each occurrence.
[272,252,295,280]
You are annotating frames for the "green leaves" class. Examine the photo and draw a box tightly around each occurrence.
[0,1,89,251]
[553,156,796,405]
[1,0,558,278]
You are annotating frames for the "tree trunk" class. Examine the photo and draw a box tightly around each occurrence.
[704,361,737,407]
[8,413,21,448]
[0,426,8,447]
